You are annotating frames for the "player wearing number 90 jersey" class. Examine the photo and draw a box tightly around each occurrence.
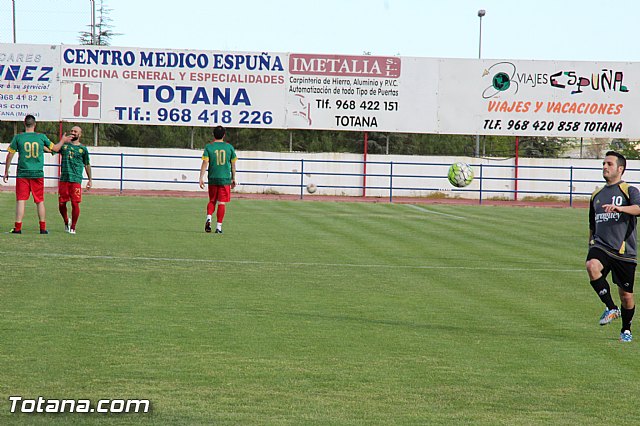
[199,126,237,234]
[3,114,69,234]
[8,130,53,179]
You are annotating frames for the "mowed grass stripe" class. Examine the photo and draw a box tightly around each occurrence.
[0,249,586,272]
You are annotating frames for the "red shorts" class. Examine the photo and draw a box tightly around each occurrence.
[59,181,82,203]
[16,178,45,203]
[208,185,231,203]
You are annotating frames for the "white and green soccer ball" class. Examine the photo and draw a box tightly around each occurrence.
[447,162,474,188]
[306,183,317,194]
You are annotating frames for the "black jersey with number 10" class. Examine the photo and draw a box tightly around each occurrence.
[589,182,640,262]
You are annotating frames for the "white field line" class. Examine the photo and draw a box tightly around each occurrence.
[0,251,582,273]
[403,204,466,219]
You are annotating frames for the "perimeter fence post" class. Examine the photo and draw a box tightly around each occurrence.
[479,163,483,205]
[569,166,574,207]
[300,159,304,200]
[389,161,394,203]
[119,153,124,193]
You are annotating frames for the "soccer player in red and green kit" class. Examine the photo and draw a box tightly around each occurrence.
[3,114,70,234]
[199,126,237,234]
[54,126,92,234]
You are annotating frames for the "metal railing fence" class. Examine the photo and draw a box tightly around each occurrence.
[1,151,633,206]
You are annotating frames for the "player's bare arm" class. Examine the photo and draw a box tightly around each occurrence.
[85,164,93,189]
[602,203,640,216]
[3,151,15,182]
[52,133,73,152]
[199,160,209,189]
[231,161,237,189]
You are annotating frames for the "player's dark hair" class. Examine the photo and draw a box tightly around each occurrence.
[24,114,36,128]
[213,126,225,140]
[606,150,626,173]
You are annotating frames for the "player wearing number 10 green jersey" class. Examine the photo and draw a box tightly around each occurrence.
[199,126,237,234]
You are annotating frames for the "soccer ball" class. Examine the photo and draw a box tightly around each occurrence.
[306,183,317,194]
[447,162,474,188]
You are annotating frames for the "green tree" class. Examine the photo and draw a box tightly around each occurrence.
[611,138,640,160]
[517,136,569,158]
[78,0,120,45]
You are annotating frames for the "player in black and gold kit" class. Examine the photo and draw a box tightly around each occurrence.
[586,151,640,342]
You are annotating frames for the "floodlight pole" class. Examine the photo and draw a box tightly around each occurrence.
[478,10,485,59]
[12,0,17,136]
[90,0,100,145]
[475,9,486,158]
[12,0,16,42]
[90,0,96,44]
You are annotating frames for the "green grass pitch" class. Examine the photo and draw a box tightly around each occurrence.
[0,192,639,425]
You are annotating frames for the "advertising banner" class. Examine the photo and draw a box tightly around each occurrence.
[2,43,640,139]
[284,54,439,133]
[0,43,60,121]
[438,59,640,138]
[58,46,287,128]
